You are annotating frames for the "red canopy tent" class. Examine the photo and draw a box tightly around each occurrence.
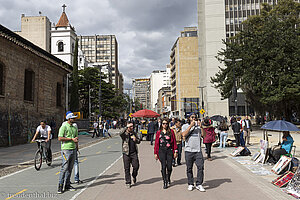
[131,109,160,118]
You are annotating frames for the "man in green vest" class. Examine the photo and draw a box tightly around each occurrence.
[57,112,78,194]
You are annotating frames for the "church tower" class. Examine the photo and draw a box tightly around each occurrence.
[51,4,76,65]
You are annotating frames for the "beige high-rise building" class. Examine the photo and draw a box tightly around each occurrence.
[132,78,150,109]
[78,35,120,90]
[15,14,51,52]
[170,27,200,118]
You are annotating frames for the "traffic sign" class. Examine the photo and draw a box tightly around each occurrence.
[200,109,206,115]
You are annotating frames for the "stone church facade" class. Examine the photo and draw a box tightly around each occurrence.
[0,24,72,147]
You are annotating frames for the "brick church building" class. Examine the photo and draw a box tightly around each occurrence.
[0,24,72,147]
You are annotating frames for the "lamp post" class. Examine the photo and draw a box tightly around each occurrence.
[197,86,206,117]
[225,58,242,116]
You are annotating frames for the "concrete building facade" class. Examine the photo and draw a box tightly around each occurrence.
[150,68,170,111]
[157,87,171,117]
[132,78,150,109]
[170,27,200,118]
[197,0,300,117]
[15,15,51,52]
[77,35,120,90]
[0,24,71,147]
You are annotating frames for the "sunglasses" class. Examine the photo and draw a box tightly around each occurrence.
[162,123,168,125]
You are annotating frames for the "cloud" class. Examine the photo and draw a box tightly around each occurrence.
[0,0,197,87]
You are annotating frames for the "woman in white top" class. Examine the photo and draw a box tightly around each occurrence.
[32,121,52,159]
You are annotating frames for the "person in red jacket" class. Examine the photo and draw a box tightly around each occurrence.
[154,118,178,189]
[201,118,216,161]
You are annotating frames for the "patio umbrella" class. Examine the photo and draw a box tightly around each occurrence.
[261,120,300,132]
[210,115,225,122]
[131,109,160,118]
[261,120,300,143]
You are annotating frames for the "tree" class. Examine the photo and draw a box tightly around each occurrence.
[78,67,127,119]
[70,39,79,111]
[211,0,300,120]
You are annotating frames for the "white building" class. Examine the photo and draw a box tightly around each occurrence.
[78,48,88,70]
[51,6,76,65]
[89,62,112,84]
[150,67,171,111]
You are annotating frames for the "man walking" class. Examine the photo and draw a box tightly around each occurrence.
[147,118,156,145]
[57,112,78,194]
[120,122,141,188]
[242,116,252,145]
[171,119,183,166]
[92,120,98,138]
[182,113,205,192]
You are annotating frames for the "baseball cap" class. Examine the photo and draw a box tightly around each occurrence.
[66,112,77,120]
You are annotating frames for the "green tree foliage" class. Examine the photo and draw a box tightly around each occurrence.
[211,0,300,120]
[70,39,79,111]
[78,67,127,119]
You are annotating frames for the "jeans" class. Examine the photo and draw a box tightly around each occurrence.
[92,129,98,138]
[59,149,76,186]
[185,151,204,186]
[219,132,228,148]
[173,143,182,165]
[234,133,241,146]
[74,149,79,182]
[148,133,154,145]
[158,148,173,182]
[122,152,139,184]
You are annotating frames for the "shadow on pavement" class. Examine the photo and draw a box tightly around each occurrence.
[135,177,162,185]
[203,178,232,189]
[75,173,121,189]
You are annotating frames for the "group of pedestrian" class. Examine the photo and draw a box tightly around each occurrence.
[231,116,253,147]
[120,113,221,192]
[92,120,111,138]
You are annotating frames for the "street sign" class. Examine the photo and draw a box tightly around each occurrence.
[129,113,133,117]
[200,109,206,115]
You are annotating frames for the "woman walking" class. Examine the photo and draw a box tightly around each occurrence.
[201,118,216,161]
[154,118,178,189]
[218,120,229,148]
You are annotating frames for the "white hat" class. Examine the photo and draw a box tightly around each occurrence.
[66,112,77,120]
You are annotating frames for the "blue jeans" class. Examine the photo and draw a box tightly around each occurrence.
[74,149,79,182]
[219,132,228,148]
[59,149,76,186]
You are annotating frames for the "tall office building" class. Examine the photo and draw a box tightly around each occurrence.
[170,27,200,118]
[15,14,51,52]
[198,0,300,116]
[78,35,120,90]
[150,67,171,111]
[132,78,150,109]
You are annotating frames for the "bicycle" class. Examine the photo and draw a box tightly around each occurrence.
[34,139,52,170]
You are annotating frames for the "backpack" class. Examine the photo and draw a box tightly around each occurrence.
[239,146,251,156]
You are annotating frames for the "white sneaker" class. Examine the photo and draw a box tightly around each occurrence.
[188,185,194,191]
[196,185,206,192]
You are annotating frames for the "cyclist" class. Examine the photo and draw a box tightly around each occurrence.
[32,120,52,160]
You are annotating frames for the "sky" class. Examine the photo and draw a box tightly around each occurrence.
[0,0,198,88]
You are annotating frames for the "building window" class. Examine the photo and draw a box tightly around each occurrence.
[58,41,64,52]
[0,62,4,95]
[24,69,35,101]
[56,83,62,106]
[72,43,75,53]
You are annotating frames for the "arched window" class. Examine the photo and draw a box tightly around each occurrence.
[0,62,4,95]
[58,41,64,52]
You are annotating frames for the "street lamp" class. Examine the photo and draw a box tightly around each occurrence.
[225,58,242,116]
[197,86,206,117]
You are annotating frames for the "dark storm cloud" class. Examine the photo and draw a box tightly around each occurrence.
[0,0,197,87]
